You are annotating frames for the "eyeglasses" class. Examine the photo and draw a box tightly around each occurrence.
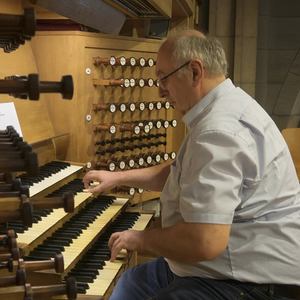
[157,60,191,89]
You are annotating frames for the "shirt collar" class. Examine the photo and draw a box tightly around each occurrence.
[182,78,235,129]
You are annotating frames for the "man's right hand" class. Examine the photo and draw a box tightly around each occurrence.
[82,170,121,194]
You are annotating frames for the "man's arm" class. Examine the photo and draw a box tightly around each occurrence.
[108,221,231,263]
[83,161,171,193]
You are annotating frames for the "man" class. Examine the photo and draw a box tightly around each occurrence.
[83,30,300,299]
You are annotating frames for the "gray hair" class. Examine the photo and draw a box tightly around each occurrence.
[170,35,228,77]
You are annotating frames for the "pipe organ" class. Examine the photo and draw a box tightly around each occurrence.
[0,0,184,298]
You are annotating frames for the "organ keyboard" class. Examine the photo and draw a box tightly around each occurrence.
[83,212,153,298]
[25,196,130,272]
[61,197,128,271]
[18,161,83,197]
[51,211,153,299]
[7,178,92,254]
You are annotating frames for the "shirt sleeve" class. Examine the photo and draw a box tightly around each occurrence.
[179,130,257,224]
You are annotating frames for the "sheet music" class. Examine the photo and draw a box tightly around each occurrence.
[0,102,23,136]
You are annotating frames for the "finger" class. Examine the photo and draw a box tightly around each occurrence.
[82,176,90,189]
[84,181,96,191]
[109,236,120,261]
[83,181,91,189]
[108,232,119,249]
[110,240,123,261]
[87,184,104,194]
[83,177,102,193]
[82,172,95,188]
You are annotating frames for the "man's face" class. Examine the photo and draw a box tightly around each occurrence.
[156,49,192,115]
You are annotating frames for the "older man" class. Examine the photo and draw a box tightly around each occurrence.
[83,30,300,300]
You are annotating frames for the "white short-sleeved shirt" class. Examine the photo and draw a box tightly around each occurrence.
[161,79,300,284]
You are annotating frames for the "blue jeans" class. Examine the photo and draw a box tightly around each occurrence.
[109,257,293,300]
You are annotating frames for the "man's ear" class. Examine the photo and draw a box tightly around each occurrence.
[191,60,203,86]
[193,69,197,80]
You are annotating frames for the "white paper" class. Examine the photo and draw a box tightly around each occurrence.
[0,102,23,136]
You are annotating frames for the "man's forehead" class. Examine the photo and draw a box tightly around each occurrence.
[156,58,169,75]
[156,49,173,73]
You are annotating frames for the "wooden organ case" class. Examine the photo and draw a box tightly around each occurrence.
[0,0,191,299]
